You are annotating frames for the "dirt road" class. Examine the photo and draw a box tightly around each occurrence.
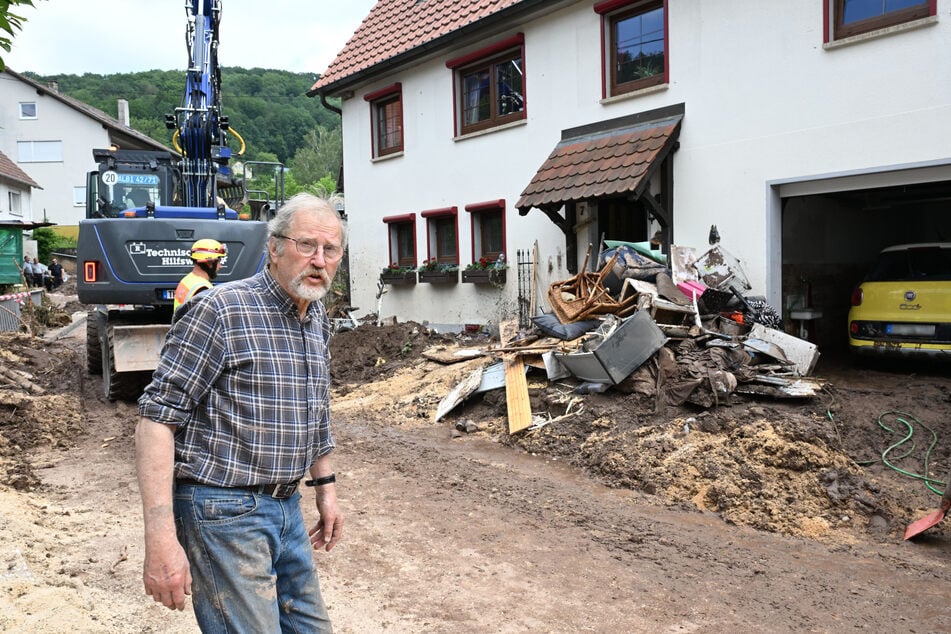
[1,312,951,632]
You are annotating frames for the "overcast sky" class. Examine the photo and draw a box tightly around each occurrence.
[6,0,376,77]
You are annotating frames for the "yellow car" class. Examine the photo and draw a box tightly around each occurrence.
[848,243,951,357]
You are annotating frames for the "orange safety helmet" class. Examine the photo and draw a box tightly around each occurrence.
[190,239,227,262]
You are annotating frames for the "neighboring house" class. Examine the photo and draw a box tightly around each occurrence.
[0,150,42,285]
[0,149,40,223]
[0,69,170,238]
[311,0,951,348]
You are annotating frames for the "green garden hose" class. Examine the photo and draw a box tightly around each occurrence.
[826,402,947,496]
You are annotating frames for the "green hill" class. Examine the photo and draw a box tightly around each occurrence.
[23,68,339,165]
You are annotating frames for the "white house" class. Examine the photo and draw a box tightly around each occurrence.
[0,69,170,238]
[311,0,951,351]
[0,149,40,224]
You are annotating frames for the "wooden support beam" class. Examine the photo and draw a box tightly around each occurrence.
[504,355,532,434]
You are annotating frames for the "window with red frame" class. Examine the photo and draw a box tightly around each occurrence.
[596,0,666,98]
[383,214,416,268]
[366,84,403,158]
[422,207,459,265]
[448,35,526,136]
[466,200,506,264]
[832,0,931,40]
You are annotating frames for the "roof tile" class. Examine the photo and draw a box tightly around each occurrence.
[0,151,40,189]
[312,0,525,93]
[516,117,683,211]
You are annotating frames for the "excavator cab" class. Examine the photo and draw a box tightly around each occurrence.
[87,149,179,218]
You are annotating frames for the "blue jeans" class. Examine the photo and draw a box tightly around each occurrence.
[174,483,332,633]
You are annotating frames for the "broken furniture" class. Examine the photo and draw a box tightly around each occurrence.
[618,277,700,338]
[553,311,668,384]
[548,247,637,323]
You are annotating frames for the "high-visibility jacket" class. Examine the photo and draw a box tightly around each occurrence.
[173,272,213,313]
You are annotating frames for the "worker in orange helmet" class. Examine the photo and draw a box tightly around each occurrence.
[173,239,226,313]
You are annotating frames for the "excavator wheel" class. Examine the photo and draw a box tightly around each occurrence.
[86,311,102,376]
[101,328,151,402]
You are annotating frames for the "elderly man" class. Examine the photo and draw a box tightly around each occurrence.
[136,192,347,633]
[21,256,34,287]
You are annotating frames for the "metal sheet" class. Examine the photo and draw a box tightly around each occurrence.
[553,311,668,384]
[112,324,170,372]
[476,362,507,392]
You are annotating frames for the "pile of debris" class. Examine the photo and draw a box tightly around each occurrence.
[437,238,824,433]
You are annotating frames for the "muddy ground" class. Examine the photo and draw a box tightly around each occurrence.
[0,298,950,632]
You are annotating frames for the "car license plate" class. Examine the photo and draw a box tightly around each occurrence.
[161,289,176,300]
[886,324,935,336]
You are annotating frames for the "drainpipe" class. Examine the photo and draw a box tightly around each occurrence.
[318,91,350,308]
[319,92,344,192]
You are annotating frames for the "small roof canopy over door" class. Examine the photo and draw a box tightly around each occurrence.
[517,104,683,271]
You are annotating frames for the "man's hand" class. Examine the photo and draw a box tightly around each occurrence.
[136,418,190,609]
[309,488,343,552]
[143,536,192,610]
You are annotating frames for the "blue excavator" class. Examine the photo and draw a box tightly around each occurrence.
[77,0,283,400]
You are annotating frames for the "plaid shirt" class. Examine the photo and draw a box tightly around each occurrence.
[138,267,335,486]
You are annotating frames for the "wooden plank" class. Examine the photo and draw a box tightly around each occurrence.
[434,366,484,422]
[504,355,533,434]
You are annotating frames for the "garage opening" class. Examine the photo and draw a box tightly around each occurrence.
[778,166,951,359]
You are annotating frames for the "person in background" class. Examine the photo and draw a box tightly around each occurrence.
[21,256,34,287]
[136,192,347,633]
[48,258,64,289]
[172,239,226,314]
[32,257,47,289]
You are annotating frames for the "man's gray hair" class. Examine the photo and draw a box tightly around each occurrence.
[267,192,349,256]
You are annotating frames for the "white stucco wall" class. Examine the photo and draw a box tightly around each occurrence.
[0,180,33,223]
[336,0,951,327]
[0,73,113,228]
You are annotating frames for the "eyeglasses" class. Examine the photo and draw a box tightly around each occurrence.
[274,234,344,262]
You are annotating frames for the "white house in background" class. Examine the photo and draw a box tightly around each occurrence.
[0,69,170,237]
[0,149,40,223]
[311,0,951,349]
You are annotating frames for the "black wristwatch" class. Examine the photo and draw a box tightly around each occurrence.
[304,474,336,487]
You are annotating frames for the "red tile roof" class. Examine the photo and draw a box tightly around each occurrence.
[516,115,682,213]
[0,151,41,189]
[310,0,529,94]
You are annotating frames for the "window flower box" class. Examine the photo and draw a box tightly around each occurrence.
[418,269,459,284]
[379,270,417,286]
[461,268,507,285]
[416,259,459,284]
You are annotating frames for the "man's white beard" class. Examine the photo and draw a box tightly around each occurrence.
[290,268,331,302]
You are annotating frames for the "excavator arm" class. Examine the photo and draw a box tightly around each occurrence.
[170,0,235,209]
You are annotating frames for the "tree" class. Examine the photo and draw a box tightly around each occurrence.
[32,226,74,263]
[289,125,342,188]
[0,0,35,71]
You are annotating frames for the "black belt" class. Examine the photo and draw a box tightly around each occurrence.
[176,478,300,499]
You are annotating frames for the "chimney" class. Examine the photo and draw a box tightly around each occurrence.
[118,99,130,127]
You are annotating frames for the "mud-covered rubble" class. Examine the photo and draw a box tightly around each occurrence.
[516,240,824,408]
[0,332,85,490]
